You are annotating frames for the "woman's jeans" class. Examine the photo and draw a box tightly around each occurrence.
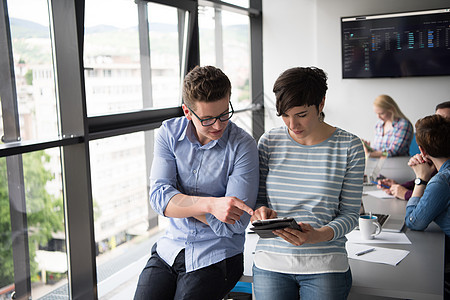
[252,265,352,300]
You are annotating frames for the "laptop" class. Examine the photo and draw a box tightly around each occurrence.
[359,202,405,232]
[364,156,415,184]
[364,156,386,185]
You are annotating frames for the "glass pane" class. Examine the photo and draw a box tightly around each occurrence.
[89,131,165,299]
[5,0,59,142]
[84,0,141,116]
[0,149,68,299]
[84,1,184,116]
[148,2,183,108]
[198,7,252,134]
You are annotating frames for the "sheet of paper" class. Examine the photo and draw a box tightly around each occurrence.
[365,189,395,199]
[346,243,410,266]
[346,230,411,244]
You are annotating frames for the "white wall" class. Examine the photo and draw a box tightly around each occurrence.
[262,0,450,141]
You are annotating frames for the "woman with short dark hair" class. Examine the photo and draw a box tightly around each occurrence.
[251,66,365,299]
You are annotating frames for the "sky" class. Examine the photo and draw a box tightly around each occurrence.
[8,0,139,28]
[7,0,247,29]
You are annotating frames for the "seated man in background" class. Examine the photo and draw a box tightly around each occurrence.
[403,114,450,299]
[404,114,449,234]
[377,100,450,200]
[134,66,259,300]
[436,101,450,119]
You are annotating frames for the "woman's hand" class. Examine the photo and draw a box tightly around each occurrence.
[273,223,334,246]
[389,184,409,200]
[378,178,396,188]
[250,206,277,222]
[362,139,372,156]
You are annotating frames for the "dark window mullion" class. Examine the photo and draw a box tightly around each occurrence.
[49,0,98,298]
[0,2,32,299]
[185,2,200,74]
[250,0,264,140]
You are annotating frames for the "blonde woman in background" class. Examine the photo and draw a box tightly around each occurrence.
[363,94,413,157]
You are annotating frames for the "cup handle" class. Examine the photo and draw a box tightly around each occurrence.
[372,221,382,236]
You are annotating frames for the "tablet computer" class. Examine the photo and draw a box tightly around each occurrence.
[250,217,301,238]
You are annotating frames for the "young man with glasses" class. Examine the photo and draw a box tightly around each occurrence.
[134,66,259,300]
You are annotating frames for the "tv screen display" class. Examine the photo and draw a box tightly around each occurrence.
[341,8,450,78]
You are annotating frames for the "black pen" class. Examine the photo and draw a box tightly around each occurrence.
[355,248,375,256]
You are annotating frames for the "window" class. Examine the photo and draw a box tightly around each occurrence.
[4,0,59,142]
[84,0,142,115]
[84,0,187,116]
[0,1,262,299]
[1,1,68,298]
[89,131,166,299]
[0,150,67,299]
[147,2,184,108]
[199,5,253,133]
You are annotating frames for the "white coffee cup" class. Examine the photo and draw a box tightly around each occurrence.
[359,215,382,240]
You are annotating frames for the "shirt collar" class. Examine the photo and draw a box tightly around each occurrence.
[440,159,450,171]
[178,119,230,149]
[392,118,400,126]
[178,119,191,142]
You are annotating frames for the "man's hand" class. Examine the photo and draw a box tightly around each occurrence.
[165,194,253,224]
[250,206,277,222]
[411,162,435,182]
[408,153,430,167]
[208,196,254,224]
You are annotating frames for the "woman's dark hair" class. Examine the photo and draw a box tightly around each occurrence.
[182,65,231,109]
[273,67,328,116]
[415,114,450,158]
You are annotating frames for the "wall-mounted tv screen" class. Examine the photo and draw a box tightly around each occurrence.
[341,8,450,78]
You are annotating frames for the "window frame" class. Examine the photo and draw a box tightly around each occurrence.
[0,0,263,298]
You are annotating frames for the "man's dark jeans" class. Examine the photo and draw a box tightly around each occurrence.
[134,244,243,300]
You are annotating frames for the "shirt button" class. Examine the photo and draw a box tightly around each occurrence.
[193,170,197,174]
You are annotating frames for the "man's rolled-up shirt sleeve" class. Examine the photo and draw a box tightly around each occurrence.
[206,137,259,237]
[405,179,448,231]
[149,126,181,216]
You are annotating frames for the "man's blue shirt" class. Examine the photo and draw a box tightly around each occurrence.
[150,117,259,272]
[406,159,450,237]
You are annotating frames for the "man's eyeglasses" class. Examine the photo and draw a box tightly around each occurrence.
[186,101,234,126]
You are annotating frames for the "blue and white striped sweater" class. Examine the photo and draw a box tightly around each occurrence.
[255,126,365,259]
